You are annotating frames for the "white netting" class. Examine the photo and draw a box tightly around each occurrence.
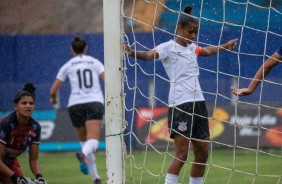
[122,0,282,183]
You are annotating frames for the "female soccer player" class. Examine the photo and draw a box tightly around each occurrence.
[231,46,282,96]
[124,6,237,184]
[50,36,104,184]
[0,83,47,184]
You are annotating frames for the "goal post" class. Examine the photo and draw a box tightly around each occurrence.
[103,0,125,183]
[103,0,282,183]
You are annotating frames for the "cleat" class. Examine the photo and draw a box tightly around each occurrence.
[76,152,89,175]
[94,179,102,184]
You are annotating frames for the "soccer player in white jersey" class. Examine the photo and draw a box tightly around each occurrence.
[231,46,282,96]
[124,5,237,184]
[50,36,104,184]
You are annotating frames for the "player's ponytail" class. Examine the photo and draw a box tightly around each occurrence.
[178,5,198,27]
[71,36,87,54]
[14,83,36,104]
[183,5,192,15]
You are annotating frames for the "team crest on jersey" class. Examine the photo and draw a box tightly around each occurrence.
[178,121,187,131]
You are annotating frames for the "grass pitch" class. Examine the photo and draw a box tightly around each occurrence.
[18,149,282,184]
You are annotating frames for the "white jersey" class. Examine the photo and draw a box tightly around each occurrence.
[56,55,104,107]
[155,40,205,107]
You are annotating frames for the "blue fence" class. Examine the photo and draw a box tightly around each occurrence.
[160,0,282,32]
[0,29,282,111]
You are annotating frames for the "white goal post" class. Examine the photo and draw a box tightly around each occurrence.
[103,0,125,183]
[103,0,282,183]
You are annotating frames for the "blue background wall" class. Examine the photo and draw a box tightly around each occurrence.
[0,34,104,110]
[0,30,282,111]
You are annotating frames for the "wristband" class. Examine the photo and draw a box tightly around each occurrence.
[10,174,18,183]
[36,173,43,179]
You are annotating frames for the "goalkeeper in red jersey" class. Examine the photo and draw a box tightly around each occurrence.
[231,46,282,96]
[0,83,47,184]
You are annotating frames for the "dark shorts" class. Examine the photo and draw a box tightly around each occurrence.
[68,102,104,128]
[168,101,210,139]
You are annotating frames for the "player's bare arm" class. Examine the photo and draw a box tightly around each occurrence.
[0,144,14,177]
[123,44,158,61]
[100,72,105,80]
[231,52,281,96]
[200,38,237,57]
[49,79,63,104]
[29,143,41,176]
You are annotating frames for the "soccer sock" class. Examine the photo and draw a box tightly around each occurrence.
[165,173,178,184]
[87,153,100,180]
[82,139,99,154]
[80,142,85,150]
[82,139,100,180]
[189,177,203,184]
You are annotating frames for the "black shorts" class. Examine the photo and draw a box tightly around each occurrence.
[168,101,210,139]
[68,102,104,128]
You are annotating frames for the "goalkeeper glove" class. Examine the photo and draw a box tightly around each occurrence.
[33,174,47,184]
[10,174,29,184]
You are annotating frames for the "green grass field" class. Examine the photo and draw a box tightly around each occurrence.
[18,149,282,184]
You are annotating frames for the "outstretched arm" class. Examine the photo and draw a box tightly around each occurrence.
[231,52,281,96]
[200,39,237,57]
[123,44,159,61]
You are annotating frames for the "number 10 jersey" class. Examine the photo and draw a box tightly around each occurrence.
[56,54,104,107]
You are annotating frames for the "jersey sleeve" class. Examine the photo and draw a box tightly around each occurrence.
[276,46,282,58]
[31,121,41,144]
[95,59,105,75]
[56,63,69,82]
[155,42,170,61]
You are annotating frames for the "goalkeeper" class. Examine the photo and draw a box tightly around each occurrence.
[0,83,47,184]
[124,5,237,184]
[231,46,282,96]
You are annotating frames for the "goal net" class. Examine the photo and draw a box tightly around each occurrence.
[104,0,282,183]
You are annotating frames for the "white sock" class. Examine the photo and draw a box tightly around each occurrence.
[165,173,178,184]
[82,139,100,180]
[189,177,203,184]
[82,139,99,154]
[80,141,85,149]
[87,152,100,180]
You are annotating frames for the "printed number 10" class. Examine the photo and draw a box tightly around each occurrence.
[77,69,93,89]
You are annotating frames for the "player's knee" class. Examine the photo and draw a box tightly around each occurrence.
[176,151,188,161]
[195,150,208,163]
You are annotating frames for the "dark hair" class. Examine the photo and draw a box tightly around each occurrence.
[14,83,36,104]
[178,5,199,27]
[71,36,87,54]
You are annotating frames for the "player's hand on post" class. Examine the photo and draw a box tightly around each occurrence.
[10,174,29,184]
[33,174,47,184]
[123,44,132,56]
